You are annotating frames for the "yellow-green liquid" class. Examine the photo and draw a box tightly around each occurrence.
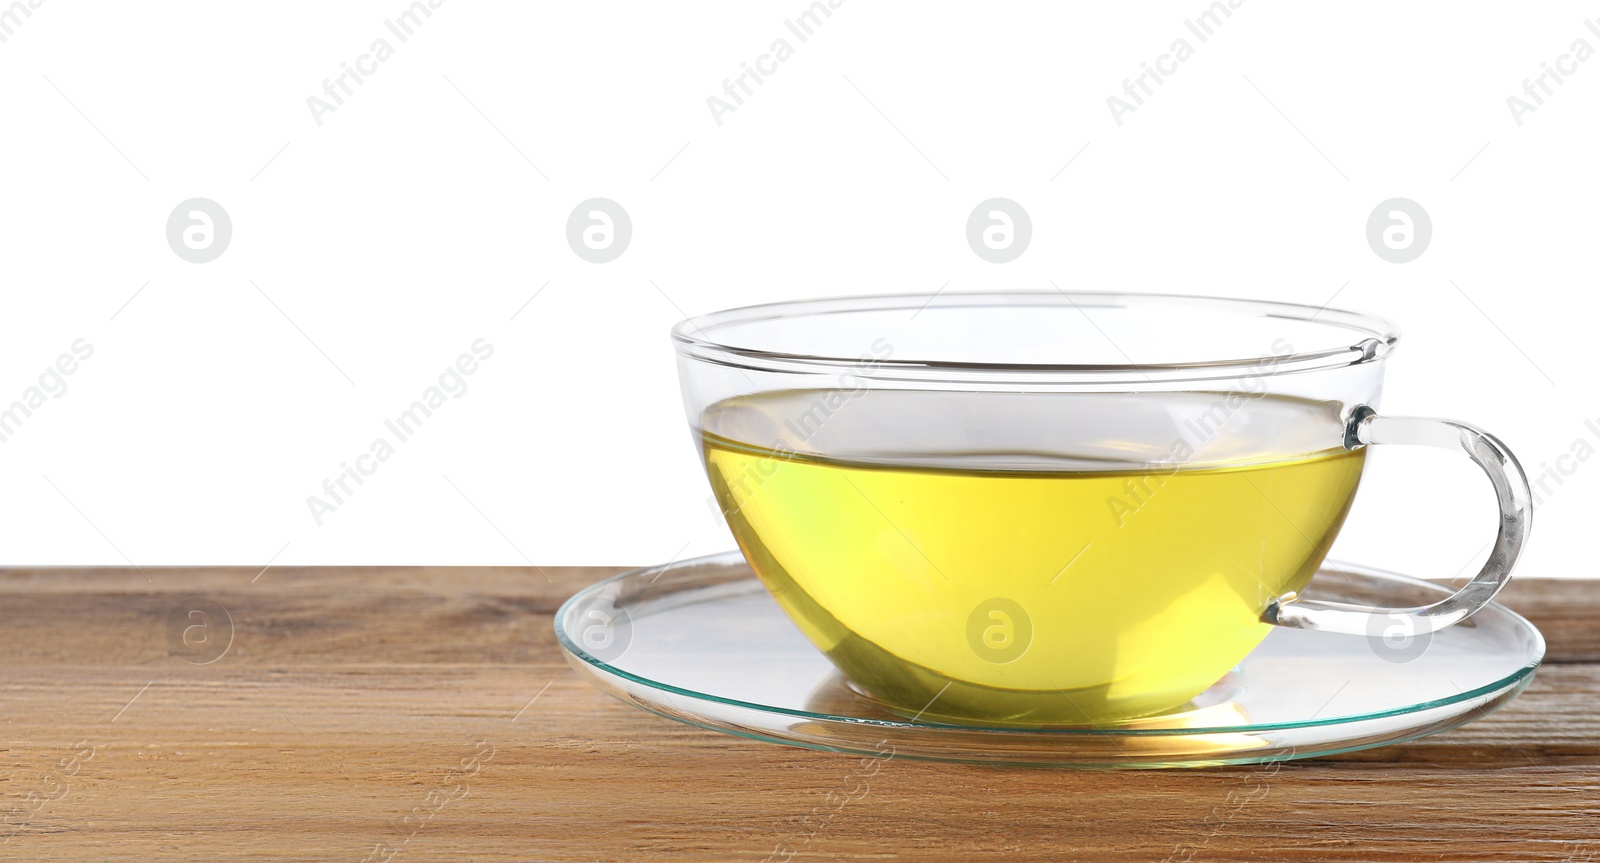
[701,390,1366,724]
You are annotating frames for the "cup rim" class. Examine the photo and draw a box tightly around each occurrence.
[671,291,1400,385]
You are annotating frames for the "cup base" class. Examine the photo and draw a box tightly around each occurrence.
[839,676,1208,728]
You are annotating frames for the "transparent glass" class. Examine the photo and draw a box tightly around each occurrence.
[670,292,1533,725]
[555,552,1544,768]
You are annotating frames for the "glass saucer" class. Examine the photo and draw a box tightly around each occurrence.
[555,551,1544,768]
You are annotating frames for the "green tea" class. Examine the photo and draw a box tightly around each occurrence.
[700,389,1366,724]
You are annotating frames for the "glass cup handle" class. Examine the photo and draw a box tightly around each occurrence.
[1263,405,1533,636]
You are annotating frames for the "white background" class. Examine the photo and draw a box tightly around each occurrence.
[0,0,1595,579]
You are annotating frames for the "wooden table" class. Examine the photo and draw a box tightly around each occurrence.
[2,566,1596,861]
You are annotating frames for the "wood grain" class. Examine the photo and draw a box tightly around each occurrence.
[1,566,1597,861]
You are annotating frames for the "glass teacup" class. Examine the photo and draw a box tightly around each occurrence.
[671,292,1531,725]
